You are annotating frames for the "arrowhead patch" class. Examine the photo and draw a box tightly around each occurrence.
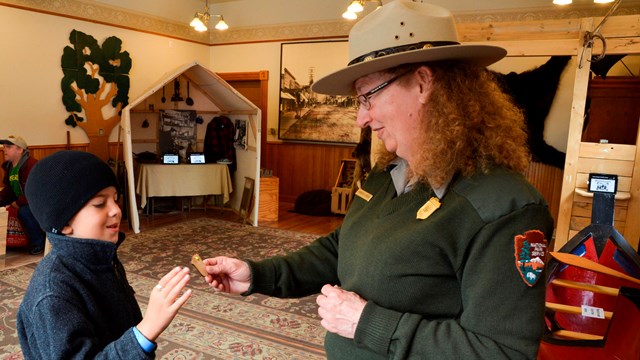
[514,230,548,287]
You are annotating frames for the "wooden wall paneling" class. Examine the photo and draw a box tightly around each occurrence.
[458,18,583,42]
[571,201,628,221]
[524,161,564,225]
[584,77,640,144]
[267,142,355,203]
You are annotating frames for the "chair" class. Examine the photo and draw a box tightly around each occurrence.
[239,177,255,225]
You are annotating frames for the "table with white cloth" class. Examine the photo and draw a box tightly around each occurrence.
[136,163,233,213]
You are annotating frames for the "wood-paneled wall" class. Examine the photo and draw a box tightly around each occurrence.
[524,161,564,225]
[261,141,355,203]
[1,143,562,224]
[0,142,123,176]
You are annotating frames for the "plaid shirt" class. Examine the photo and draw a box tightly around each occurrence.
[204,116,236,173]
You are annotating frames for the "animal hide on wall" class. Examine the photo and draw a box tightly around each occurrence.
[494,56,571,169]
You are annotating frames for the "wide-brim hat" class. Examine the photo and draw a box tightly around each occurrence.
[312,0,507,95]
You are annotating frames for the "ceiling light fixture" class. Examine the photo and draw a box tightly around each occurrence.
[553,0,616,4]
[342,0,383,21]
[190,0,229,32]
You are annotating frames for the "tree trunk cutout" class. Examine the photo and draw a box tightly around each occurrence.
[61,30,131,161]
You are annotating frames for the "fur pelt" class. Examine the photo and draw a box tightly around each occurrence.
[494,56,571,169]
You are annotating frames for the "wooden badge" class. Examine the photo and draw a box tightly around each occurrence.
[191,254,208,277]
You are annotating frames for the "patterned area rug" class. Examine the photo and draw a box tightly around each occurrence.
[0,218,326,359]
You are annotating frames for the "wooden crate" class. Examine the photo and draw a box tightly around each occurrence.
[331,187,352,215]
[331,159,356,214]
[258,176,279,223]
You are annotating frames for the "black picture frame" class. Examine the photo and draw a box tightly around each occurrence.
[278,40,360,144]
[158,110,197,163]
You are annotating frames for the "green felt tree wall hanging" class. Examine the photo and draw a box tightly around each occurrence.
[61,29,132,160]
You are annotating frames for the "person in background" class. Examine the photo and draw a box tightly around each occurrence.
[0,135,46,254]
[202,1,554,359]
[17,150,192,359]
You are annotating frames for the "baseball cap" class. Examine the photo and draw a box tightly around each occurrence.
[0,135,28,149]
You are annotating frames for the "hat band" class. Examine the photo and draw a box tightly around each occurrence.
[348,41,460,66]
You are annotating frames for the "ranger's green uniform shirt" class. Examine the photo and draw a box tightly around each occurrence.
[248,166,554,359]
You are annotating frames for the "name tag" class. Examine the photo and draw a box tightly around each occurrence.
[417,197,441,220]
[355,188,373,202]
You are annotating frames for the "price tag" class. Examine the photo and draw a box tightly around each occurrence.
[581,305,605,319]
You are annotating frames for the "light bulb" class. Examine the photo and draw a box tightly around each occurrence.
[190,16,204,28]
[215,18,229,30]
[342,10,358,20]
[348,1,364,13]
[194,23,208,32]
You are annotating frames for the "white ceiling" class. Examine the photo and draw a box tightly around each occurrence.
[91,0,637,28]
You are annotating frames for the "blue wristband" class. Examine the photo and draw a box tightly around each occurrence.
[132,326,157,353]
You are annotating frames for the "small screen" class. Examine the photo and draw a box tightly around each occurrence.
[190,153,205,164]
[588,173,617,194]
[162,154,179,164]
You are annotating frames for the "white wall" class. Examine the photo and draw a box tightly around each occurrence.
[0,6,209,146]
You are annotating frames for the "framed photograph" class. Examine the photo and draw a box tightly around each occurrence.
[278,40,360,144]
[159,110,197,163]
[234,118,247,150]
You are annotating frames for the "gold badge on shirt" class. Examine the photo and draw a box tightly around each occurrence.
[355,188,373,202]
[416,197,441,220]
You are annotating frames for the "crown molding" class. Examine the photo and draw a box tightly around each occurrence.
[210,20,353,45]
[454,3,640,23]
[2,0,639,45]
[0,0,208,44]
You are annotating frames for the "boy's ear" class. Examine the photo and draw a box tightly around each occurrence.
[61,225,73,235]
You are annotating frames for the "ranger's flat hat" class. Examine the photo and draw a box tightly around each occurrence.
[312,0,506,95]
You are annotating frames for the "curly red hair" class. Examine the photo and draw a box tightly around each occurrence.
[375,62,530,188]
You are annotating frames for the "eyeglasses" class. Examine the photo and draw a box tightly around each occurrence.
[356,70,413,110]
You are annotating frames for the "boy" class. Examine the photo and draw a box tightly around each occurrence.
[17,150,191,359]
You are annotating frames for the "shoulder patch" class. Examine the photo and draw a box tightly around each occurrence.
[514,230,548,287]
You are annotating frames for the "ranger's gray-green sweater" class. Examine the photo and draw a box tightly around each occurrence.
[247,166,554,359]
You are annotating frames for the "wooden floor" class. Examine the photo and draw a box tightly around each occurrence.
[0,202,344,271]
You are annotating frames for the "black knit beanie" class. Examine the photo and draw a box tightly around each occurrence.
[25,150,119,234]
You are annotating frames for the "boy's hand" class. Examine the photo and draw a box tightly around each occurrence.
[137,267,192,342]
